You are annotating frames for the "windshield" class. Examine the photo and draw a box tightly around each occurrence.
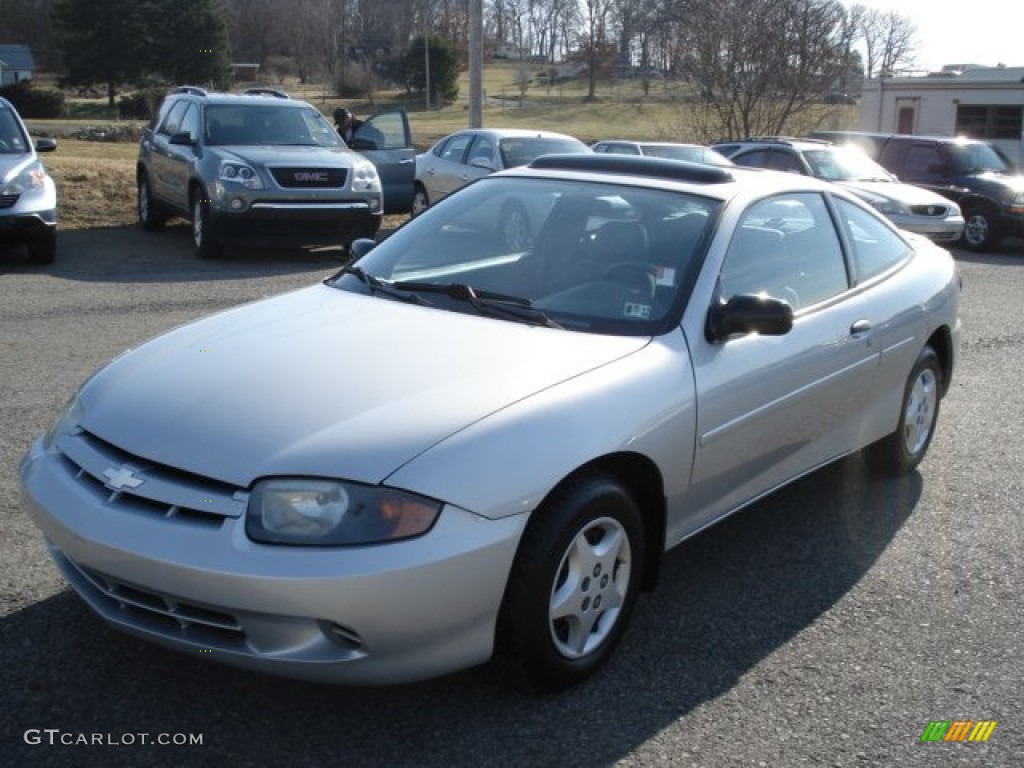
[803,147,892,182]
[947,142,1012,174]
[498,136,589,167]
[204,104,342,147]
[641,144,733,166]
[329,176,720,335]
[0,109,29,154]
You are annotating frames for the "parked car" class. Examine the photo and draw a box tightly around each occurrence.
[0,96,57,264]
[136,86,413,258]
[21,154,960,691]
[714,137,964,244]
[592,139,734,166]
[811,131,1024,251]
[413,128,589,217]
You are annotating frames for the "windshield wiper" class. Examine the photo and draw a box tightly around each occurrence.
[333,266,431,305]
[391,281,562,328]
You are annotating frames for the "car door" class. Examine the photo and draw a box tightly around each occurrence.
[163,102,200,212]
[349,109,415,215]
[147,100,189,205]
[418,131,476,203]
[679,191,879,538]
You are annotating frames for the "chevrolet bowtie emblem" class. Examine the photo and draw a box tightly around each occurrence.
[103,466,145,491]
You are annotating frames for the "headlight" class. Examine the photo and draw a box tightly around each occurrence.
[42,396,83,452]
[870,199,909,216]
[351,160,381,192]
[246,478,441,546]
[219,162,264,190]
[1,161,48,195]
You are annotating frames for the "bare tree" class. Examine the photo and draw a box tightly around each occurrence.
[854,4,918,77]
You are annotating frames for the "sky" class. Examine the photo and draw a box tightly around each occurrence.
[848,0,1022,73]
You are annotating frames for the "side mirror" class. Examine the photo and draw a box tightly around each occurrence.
[34,137,58,153]
[706,293,794,343]
[169,131,196,146]
[349,238,377,259]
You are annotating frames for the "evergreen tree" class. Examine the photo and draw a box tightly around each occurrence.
[405,36,460,107]
[153,0,233,89]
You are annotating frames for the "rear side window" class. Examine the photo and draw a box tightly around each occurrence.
[834,198,911,283]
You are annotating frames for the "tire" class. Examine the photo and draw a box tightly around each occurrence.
[411,184,430,217]
[499,200,532,250]
[191,191,222,260]
[497,472,644,692]
[137,173,166,232]
[28,227,56,265]
[862,346,942,477]
[961,205,999,251]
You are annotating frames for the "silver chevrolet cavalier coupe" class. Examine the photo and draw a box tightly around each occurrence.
[20,154,960,691]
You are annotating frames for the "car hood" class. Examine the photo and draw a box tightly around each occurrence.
[839,179,955,207]
[78,284,649,489]
[214,145,359,167]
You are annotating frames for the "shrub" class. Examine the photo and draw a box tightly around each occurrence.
[0,81,65,118]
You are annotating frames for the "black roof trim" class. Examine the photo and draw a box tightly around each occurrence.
[242,87,291,99]
[170,85,208,97]
[529,153,735,183]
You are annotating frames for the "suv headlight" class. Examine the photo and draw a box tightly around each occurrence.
[351,160,381,193]
[1,161,48,195]
[246,478,441,546]
[219,162,264,190]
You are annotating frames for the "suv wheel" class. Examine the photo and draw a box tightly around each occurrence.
[961,204,999,251]
[28,227,57,265]
[137,174,166,232]
[192,191,223,260]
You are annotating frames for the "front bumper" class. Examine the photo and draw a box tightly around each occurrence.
[0,208,56,246]
[211,201,382,247]
[889,212,964,243]
[19,436,526,685]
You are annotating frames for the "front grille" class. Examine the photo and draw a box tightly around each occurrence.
[909,203,951,217]
[65,556,248,648]
[270,167,346,188]
[56,429,246,528]
[0,193,20,209]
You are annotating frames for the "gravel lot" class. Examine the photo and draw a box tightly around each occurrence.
[1,227,1022,767]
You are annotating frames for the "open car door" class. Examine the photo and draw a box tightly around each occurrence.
[350,109,415,215]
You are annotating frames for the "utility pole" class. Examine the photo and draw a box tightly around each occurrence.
[469,0,483,127]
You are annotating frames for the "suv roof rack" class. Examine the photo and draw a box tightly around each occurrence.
[243,87,291,99]
[529,153,734,184]
[171,85,208,97]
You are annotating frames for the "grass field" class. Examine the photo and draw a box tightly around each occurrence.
[25,60,855,231]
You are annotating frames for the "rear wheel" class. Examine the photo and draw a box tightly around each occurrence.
[192,191,222,260]
[411,184,430,217]
[862,345,942,476]
[497,472,644,692]
[137,174,166,232]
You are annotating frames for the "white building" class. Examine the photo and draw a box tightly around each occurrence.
[0,44,36,85]
[858,65,1024,165]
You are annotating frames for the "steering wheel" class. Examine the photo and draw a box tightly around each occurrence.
[604,261,655,296]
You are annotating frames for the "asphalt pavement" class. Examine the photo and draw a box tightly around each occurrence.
[1,226,1021,767]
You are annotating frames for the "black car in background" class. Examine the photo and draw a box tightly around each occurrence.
[811,131,1024,251]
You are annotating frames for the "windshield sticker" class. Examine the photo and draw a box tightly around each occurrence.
[623,302,651,319]
[653,266,676,287]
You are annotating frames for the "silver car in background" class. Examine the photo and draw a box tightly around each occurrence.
[713,137,965,244]
[0,96,57,264]
[592,139,734,167]
[21,154,960,691]
[413,127,590,242]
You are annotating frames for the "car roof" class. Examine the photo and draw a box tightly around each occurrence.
[499,153,848,202]
[447,128,584,141]
[167,87,311,108]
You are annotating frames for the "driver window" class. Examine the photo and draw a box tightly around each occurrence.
[178,104,199,143]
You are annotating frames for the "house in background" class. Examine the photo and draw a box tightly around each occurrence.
[0,44,36,85]
[858,64,1024,166]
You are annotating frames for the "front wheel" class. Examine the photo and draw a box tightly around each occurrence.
[497,472,644,692]
[961,205,999,251]
[862,346,943,476]
[137,174,166,232]
[192,191,222,260]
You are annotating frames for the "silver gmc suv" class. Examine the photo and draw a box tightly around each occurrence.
[137,87,408,258]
